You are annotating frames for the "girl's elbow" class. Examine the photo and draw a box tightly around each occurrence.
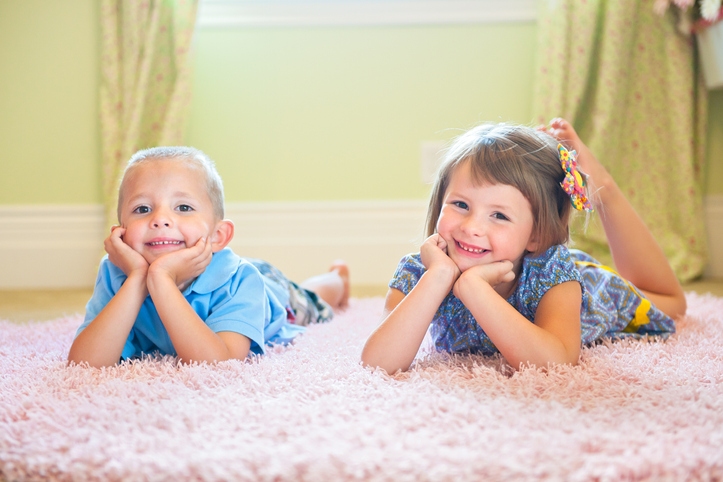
[673,293,687,318]
[661,291,687,319]
[360,347,406,374]
[360,347,382,371]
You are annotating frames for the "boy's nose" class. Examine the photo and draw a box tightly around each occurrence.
[150,209,173,228]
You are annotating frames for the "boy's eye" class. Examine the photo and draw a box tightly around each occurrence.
[452,201,469,210]
[133,206,150,214]
[177,204,194,212]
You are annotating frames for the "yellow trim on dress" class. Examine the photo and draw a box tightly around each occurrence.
[574,261,651,333]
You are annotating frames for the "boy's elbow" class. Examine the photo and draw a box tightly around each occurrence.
[67,352,116,368]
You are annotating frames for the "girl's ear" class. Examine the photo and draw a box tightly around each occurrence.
[211,219,235,253]
[525,233,539,254]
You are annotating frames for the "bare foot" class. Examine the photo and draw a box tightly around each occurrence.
[540,118,615,206]
[330,260,350,310]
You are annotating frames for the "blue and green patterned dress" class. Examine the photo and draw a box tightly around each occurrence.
[389,245,676,355]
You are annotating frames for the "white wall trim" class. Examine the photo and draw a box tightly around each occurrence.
[0,205,106,290]
[1,196,720,290]
[0,200,427,289]
[197,0,537,28]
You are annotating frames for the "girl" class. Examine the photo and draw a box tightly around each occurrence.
[361,119,687,373]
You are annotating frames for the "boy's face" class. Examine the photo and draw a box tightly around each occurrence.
[118,159,220,265]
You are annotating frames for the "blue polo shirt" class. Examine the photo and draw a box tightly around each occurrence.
[76,248,305,360]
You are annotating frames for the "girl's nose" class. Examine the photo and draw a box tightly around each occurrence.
[461,216,483,236]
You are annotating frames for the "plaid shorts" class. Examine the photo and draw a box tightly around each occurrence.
[244,258,334,326]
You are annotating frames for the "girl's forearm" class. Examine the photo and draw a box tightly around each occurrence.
[147,274,233,363]
[361,270,454,373]
[67,274,147,367]
[457,277,580,368]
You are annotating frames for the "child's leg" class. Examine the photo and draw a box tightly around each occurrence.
[300,260,350,310]
[545,118,686,318]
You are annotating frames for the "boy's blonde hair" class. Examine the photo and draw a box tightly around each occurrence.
[425,123,577,257]
[117,146,225,223]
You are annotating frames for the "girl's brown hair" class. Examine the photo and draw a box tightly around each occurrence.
[425,123,577,257]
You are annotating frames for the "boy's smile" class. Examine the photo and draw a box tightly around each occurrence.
[436,161,537,276]
[118,159,220,265]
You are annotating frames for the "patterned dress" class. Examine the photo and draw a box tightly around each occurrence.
[389,245,676,355]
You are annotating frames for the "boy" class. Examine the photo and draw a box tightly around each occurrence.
[68,147,348,367]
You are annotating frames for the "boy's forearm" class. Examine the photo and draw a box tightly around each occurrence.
[147,273,234,363]
[67,274,147,367]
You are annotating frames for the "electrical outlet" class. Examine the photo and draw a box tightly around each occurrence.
[420,140,446,184]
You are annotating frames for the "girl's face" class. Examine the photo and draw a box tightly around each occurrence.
[436,161,538,275]
[118,160,220,265]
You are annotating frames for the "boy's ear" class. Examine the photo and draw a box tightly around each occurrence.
[211,219,235,253]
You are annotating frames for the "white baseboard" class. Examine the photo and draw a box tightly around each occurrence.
[0,200,427,289]
[1,196,720,290]
[0,205,106,290]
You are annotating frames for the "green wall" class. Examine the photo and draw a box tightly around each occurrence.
[706,90,723,191]
[0,0,100,205]
[186,24,536,201]
[0,0,721,206]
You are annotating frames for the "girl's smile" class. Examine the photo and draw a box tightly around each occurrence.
[453,239,489,257]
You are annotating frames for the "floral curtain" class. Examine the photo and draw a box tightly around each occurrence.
[100,0,198,230]
[533,0,708,282]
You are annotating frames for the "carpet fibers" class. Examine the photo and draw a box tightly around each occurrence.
[1,293,722,481]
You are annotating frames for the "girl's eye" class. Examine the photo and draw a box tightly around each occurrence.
[177,204,194,212]
[453,201,469,210]
[133,206,150,214]
[493,212,510,221]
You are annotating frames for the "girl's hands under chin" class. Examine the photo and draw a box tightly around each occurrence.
[105,226,149,278]
[420,234,461,284]
[148,236,213,290]
[453,260,516,300]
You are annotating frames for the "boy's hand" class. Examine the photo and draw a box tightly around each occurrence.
[420,234,461,283]
[105,226,149,279]
[148,237,213,290]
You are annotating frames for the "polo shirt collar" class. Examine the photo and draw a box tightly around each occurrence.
[185,248,241,295]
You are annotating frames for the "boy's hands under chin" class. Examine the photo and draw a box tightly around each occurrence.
[147,236,214,291]
[420,234,461,287]
[453,260,516,301]
[105,226,150,279]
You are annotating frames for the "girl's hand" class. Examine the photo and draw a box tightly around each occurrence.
[104,226,149,279]
[148,236,213,290]
[420,234,461,282]
[453,260,515,300]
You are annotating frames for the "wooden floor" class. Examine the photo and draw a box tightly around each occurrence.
[0,281,721,324]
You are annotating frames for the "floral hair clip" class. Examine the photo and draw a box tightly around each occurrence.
[558,144,593,212]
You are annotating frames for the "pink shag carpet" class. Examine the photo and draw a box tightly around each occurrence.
[1,293,723,481]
